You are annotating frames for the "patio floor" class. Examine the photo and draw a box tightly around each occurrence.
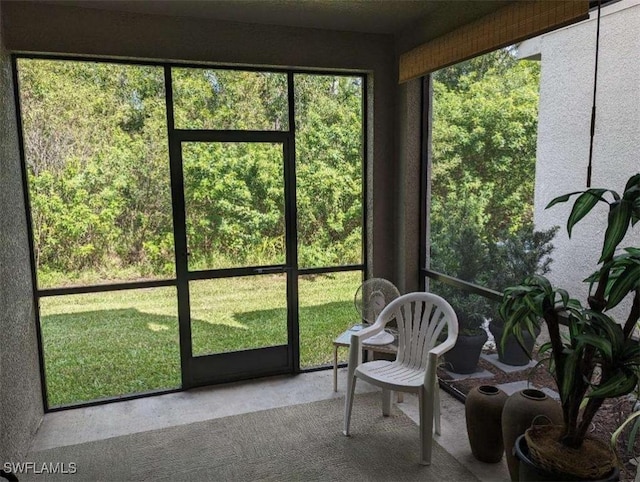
[30,369,510,481]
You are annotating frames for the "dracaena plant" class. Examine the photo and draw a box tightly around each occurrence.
[499,173,640,449]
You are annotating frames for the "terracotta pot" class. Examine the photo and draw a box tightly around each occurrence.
[465,385,508,463]
[501,389,562,481]
[514,434,620,481]
[443,330,487,374]
[489,321,540,366]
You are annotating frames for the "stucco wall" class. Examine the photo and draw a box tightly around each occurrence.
[534,1,640,317]
[0,0,43,466]
[1,1,401,283]
[395,78,422,293]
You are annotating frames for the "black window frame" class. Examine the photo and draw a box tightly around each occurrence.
[12,53,369,412]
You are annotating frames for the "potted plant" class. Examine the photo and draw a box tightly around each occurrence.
[444,292,490,374]
[499,174,640,480]
[432,225,490,374]
[488,226,558,365]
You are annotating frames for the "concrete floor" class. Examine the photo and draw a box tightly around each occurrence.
[30,368,510,481]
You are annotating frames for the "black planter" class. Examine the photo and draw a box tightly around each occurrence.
[514,434,620,482]
[489,321,540,366]
[443,330,488,374]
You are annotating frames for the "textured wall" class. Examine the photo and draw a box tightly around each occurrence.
[534,1,640,317]
[395,78,422,293]
[2,0,399,284]
[0,1,43,466]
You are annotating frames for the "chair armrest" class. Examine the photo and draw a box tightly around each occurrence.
[429,314,458,358]
[423,329,457,386]
[428,335,456,358]
[347,319,388,368]
[351,319,387,343]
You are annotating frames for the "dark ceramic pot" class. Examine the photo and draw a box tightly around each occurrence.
[443,330,488,374]
[489,321,540,366]
[514,434,620,481]
[501,389,562,481]
[465,385,508,463]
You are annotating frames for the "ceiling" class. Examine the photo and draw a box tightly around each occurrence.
[43,0,509,38]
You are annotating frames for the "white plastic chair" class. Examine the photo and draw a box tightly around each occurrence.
[343,292,459,465]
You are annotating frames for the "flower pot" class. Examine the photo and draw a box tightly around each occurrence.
[501,389,562,481]
[489,321,540,366]
[443,330,488,374]
[465,385,508,463]
[514,433,620,481]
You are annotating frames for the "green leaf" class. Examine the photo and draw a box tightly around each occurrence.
[606,264,640,309]
[538,342,552,356]
[624,185,640,199]
[561,350,579,402]
[575,333,612,361]
[624,173,640,194]
[587,311,624,350]
[614,410,640,456]
[620,340,640,365]
[600,200,632,262]
[611,411,640,449]
[530,274,552,293]
[588,370,638,398]
[633,198,640,226]
[556,288,569,308]
[566,189,608,237]
[627,414,640,452]
[584,270,600,295]
[546,191,582,209]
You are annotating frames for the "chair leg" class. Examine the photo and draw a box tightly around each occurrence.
[343,374,357,436]
[418,386,434,465]
[434,381,441,435]
[382,388,391,416]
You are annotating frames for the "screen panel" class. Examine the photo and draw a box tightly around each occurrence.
[40,287,180,407]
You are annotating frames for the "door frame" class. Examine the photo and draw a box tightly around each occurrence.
[165,69,300,387]
[168,133,298,388]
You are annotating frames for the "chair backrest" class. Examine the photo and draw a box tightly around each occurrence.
[376,292,458,370]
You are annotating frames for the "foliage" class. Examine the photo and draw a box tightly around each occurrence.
[431,222,557,335]
[295,75,364,268]
[18,60,364,285]
[431,223,491,335]
[429,48,546,333]
[486,225,558,323]
[431,49,540,243]
[610,381,640,470]
[499,174,640,450]
[487,226,558,290]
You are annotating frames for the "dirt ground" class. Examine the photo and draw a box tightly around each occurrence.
[438,349,639,481]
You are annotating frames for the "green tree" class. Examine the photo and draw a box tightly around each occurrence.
[18,61,365,284]
[430,49,542,286]
[19,60,174,281]
[295,75,363,267]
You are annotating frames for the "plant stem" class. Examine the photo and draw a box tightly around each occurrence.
[543,300,571,424]
[563,345,596,444]
[574,393,606,447]
[623,289,640,339]
[588,254,612,313]
[544,303,564,376]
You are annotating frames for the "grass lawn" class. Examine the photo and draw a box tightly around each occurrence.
[40,271,361,407]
